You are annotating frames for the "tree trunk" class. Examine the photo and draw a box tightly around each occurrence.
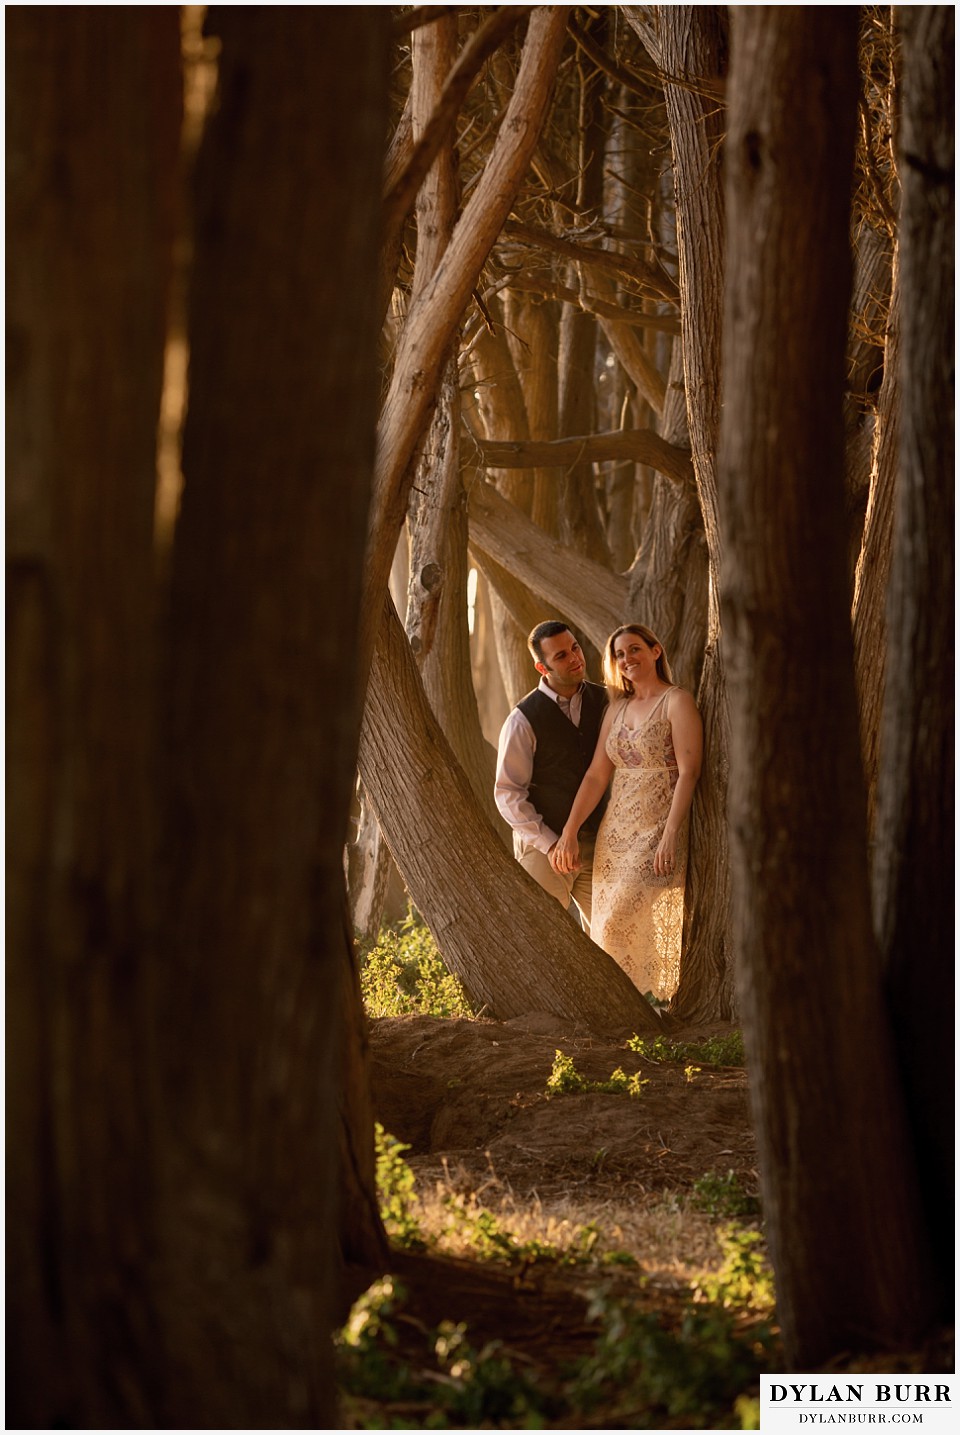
[360,599,663,1035]
[362,6,571,685]
[155,9,390,1422]
[626,346,709,697]
[852,263,900,834]
[470,566,513,745]
[409,367,502,831]
[719,7,935,1367]
[346,782,393,941]
[377,5,530,330]
[466,319,542,704]
[504,288,561,533]
[872,1,954,1322]
[557,36,611,568]
[844,222,894,573]
[404,18,502,834]
[468,478,628,649]
[5,10,181,1426]
[655,3,731,1021]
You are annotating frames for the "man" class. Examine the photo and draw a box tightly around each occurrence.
[494,620,608,929]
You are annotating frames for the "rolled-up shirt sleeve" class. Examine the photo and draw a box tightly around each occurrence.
[494,708,559,854]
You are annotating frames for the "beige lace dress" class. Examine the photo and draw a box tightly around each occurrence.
[591,690,687,1000]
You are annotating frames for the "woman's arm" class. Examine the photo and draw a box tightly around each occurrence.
[653,689,703,876]
[550,704,617,874]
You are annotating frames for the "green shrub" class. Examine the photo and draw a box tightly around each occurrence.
[375,1124,425,1250]
[693,1225,776,1314]
[336,1273,774,1429]
[569,1287,775,1424]
[337,1280,553,1427]
[545,1049,586,1094]
[545,1049,648,1098]
[690,1169,761,1220]
[359,909,473,1020]
[627,1029,746,1067]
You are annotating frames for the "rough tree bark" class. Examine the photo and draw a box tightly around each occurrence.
[719,7,935,1367]
[872,1,954,1322]
[503,287,561,532]
[360,599,663,1035]
[404,15,502,834]
[466,319,545,704]
[852,263,900,833]
[362,6,571,685]
[377,5,530,328]
[655,3,732,1021]
[6,10,181,1426]
[557,25,612,568]
[155,9,390,1422]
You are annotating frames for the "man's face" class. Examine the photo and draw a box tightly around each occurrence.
[536,630,586,693]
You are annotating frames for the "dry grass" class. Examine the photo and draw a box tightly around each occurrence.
[409,1153,736,1289]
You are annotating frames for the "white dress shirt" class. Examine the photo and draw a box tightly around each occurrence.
[494,678,585,854]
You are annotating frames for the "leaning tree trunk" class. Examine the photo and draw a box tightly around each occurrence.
[5,10,181,1427]
[361,6,571,688]
[361,598,662,1035]
[719,7,935,1368]
[404,16,502,835]
[467,476,628,649]
[872,1,954,1324]
[155,10,390,1424]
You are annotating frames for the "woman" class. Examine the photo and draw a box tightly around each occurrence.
[551,624,702,1002]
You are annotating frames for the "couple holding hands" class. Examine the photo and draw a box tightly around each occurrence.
[494,620,703,1006]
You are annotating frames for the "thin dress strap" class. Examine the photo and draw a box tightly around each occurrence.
[613,696,632,733]
[649,686,674,722]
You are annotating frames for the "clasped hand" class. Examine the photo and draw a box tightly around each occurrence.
[550,832,581,875]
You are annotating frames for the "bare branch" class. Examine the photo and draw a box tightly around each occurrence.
[621,4,661,68]
[384,7,533,233]
[567,13,657,101]
[502,219,679,303]
[505,271,681,333]
[475,427,693,486]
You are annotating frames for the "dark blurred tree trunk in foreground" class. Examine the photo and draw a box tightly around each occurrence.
[872,2,954,1323]
[7,6,389,1426]
[719,7,937,1369]
[6,10,182,1425]
[157,8,389,1423]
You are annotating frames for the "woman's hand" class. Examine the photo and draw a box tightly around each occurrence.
[550,831,581,875]
[653,830,678,878]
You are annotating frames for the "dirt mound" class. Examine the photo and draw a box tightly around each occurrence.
[368,1012,757,1207]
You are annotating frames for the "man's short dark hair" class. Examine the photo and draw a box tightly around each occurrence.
[528,620,573,663]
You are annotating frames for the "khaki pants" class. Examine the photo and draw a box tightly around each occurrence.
[517,836,595,934]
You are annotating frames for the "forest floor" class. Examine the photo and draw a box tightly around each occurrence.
[338,1009,953,1430]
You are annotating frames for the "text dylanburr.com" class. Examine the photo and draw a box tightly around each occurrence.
[760,1377,957,1431]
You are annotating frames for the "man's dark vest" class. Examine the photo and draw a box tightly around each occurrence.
[516,682,609,837]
